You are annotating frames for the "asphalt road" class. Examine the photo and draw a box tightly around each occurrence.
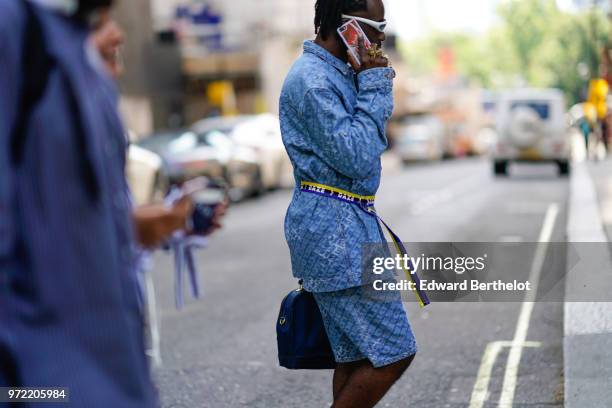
[150,157,569,408]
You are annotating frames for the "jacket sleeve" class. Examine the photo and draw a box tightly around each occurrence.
[0,3,23,256]
[300,67,395,180]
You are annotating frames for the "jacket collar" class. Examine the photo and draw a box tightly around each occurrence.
[303,40,352,77]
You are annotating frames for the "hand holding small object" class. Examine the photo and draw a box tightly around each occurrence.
[134,196,194,249]
[347,36,389,73]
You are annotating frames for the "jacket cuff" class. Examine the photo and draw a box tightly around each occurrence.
[357,67,395,91]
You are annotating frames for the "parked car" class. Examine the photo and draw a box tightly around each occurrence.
[493,89,570,176]
[474,126,497,156]
[446,121,477,157]
[192,114,294,190]
[126,144,168,205]
[396,116,445,163]
[199,130,263,201]
[137,130,225,184]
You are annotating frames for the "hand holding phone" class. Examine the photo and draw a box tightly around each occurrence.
[165,177,229,237]
[190,187,227,236]
[337,19,371,67]
[337,19,389,72]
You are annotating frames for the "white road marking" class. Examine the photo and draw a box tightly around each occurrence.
[468,203,558,408]
[498,203,559,407]
[469,341,542,408]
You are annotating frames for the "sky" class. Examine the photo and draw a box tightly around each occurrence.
[150,0,609,38]
[386,0,610,41]
[386,0,502,41]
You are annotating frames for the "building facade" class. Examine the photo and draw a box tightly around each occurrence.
[141,0,315,126]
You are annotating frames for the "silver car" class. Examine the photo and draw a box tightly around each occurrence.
[192,114,294,190]
[396,116,445,163]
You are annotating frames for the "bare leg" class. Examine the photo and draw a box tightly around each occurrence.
[333,361,367,400]
[332,355,415,408]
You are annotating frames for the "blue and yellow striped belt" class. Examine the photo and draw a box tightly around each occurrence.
[300,181,430,308]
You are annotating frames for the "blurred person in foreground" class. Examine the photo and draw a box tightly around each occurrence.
[280,0,416,407]
[0,0,191,405]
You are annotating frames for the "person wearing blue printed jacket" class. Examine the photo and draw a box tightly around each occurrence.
[279,0,418,406]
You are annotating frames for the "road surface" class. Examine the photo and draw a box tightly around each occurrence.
[151,158,568,408]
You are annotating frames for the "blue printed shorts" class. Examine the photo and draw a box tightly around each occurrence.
[313,285,417,368]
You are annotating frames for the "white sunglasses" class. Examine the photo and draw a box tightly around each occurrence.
[341,14,387,33]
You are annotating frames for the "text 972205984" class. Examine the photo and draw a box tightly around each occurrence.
[0,388,69,403]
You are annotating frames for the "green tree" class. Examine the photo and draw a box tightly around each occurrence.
[399,0,610,105]
[497,0,561,84]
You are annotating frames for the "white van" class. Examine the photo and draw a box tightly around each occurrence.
[493,88,570,176]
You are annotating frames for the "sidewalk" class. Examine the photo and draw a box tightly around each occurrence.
[564,157,612,407]
[587,157,612,245]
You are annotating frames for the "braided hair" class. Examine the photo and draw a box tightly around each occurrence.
[314,0,368,41]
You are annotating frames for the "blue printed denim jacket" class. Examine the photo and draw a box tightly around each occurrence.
[279,40,395,292]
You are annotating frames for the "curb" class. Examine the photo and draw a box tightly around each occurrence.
[564,161,612,407]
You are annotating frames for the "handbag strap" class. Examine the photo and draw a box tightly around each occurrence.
[299,181,430,307]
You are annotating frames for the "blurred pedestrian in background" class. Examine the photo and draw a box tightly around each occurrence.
[89,9,227,366]
[0,0,192,405]
[279,0,417,407]
[581,102,597,154]
[91,9,226,244]
[91,8,124,80]
[90,8,204,249]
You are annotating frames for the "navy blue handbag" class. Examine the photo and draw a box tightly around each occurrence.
[276,281,336,369]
